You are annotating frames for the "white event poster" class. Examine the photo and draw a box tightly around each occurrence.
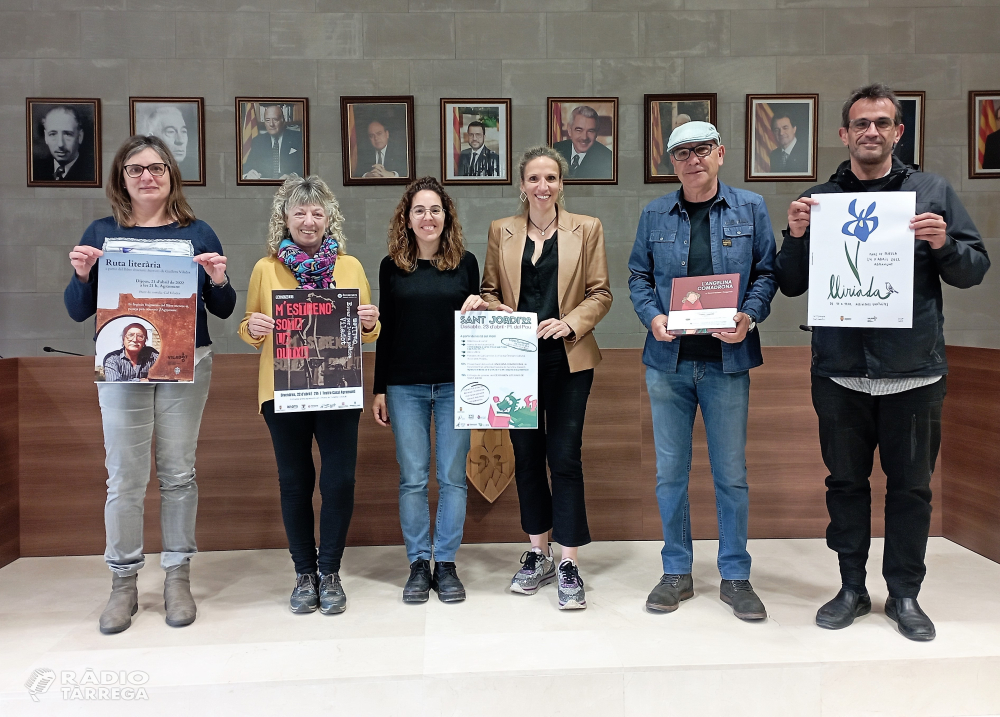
[454,311,539,430]
[807,191,915,328]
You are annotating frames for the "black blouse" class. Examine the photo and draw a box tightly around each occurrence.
[517,234,562,353]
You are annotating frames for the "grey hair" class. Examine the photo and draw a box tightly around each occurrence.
[841,83,903,128]
[516,146,569,215]
[570,105,599,123]
[266,175,348,257]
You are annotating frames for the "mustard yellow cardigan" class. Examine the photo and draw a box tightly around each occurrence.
[238,255,381,410]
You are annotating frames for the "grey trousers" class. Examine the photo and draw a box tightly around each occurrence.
[97,354,213,576]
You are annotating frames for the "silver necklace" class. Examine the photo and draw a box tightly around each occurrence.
[528,214,557,238]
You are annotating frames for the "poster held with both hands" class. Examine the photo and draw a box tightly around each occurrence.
[807,192,916,329]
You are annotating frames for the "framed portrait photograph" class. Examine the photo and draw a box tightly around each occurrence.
[130,97,205,185]
[440,99,511,186]
[235,97,309,186]
[745,94,818,182]
[547,97,618,184]
[26,98,101,187]
[969,90,1000,178]
[644,93,717,183]
[893,91,925,171]
[341,96,415,186]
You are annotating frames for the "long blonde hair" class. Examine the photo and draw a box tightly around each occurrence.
[386,176,465,272]
[517,145,568,215]
[106,135,195,228]
[266,175,348,257]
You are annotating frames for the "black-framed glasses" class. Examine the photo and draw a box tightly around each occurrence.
[410,206,443,219]
[123,163,167,178]
[848,117,895,133]
[669,143,717,161]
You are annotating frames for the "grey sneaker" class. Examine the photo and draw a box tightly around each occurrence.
[645,573,694,613]
[290,573,319,614]
[318,572,346,614]
[557,560,586,610]
[720,579,767,621]
[511,548,556,595]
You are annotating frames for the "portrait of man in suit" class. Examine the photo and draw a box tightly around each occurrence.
[134,100,203,183]
[982,105,1000,170]
[242,103,304,181]
[357,119,408,179]
[768,110,808,173]
[457,121,500,177]
[30,103,97,184]
[553,105,614,180]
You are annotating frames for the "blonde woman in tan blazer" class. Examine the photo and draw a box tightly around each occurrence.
[462,145,612,610]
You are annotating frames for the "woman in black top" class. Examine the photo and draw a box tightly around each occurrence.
[372,176,479,604]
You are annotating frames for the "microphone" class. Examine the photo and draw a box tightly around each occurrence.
[798,325,813,332]
[43,346,84,356]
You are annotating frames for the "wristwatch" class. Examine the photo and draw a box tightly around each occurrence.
[208,273,229,289]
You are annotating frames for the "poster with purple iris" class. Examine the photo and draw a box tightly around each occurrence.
[807,192,915,328]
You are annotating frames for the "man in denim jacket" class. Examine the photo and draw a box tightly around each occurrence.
[628,121,777,621]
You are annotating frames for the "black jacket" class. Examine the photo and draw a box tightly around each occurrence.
[458,146,500,177]
[775,156,990,379]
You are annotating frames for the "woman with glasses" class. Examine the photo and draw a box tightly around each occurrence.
[238,175,380,616]
[64,135,236,634]
[463,146,612,610]
[372,176,479,604]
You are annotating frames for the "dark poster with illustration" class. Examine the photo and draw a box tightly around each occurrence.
[272,288,363,413]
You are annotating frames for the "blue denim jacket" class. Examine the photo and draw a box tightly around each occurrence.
[628,180,778,374]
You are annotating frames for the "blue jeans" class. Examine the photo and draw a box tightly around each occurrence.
[386,383,470,563]
[646,361,751,580]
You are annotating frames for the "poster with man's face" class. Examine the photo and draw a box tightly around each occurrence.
[341,96,414,186]
[441,99,511,185]
[970,91,1000,178]
[131,98,205,185]
[235,97,308,185]
[26,99,101,187]
[745,95,818,182]
[547,97,618,184]
[644,94,717,183]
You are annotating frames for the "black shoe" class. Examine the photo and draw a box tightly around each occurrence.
[289,573,319,614]
[816,587,871,630]
[318,572,346,615]
[720,579,767,621]
[432,561,466,603]
[403,559,432,603]
[645,573,694,613]
[885,597,936,641]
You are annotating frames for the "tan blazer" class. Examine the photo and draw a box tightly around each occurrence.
[481,210,613,373]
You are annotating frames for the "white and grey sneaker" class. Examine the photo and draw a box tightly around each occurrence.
[557,560,586,610]
[510,547,556,595]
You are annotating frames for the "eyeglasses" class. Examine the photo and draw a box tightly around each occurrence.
[669,144,717,161]
[123,163,167,178]
[848,117,895,133]
[410,206,443,219]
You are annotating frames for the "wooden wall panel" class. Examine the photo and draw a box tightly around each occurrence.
[941,347,1000,563]
[0,359,19,568]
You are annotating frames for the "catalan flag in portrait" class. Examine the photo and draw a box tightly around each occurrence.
[453,107,462,174]
[754,102,778,174]
[650,102,663,175]
[551,103,563,144]
[241,102,258,164]
[348,105,358,176]
[978,98,998,169]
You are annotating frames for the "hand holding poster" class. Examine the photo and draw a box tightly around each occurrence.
[807,192,915,328]
[95,240,197,382]
[272,288,363,413]
[455,311,538,430]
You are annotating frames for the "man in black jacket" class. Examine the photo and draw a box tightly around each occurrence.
[457,121,500,177]
[775,83,990,642]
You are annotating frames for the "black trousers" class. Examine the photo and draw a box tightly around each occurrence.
[811,376,946,598]
[510,349,594,548]
[262,401,361,575]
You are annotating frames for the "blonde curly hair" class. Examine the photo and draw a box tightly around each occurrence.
[266,175,348,257]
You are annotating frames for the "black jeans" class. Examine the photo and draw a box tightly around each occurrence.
[510,349,594,548]
[261,401,361,575]
[811,376,946,598]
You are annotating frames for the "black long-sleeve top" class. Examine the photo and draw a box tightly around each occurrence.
[373,251,480,394]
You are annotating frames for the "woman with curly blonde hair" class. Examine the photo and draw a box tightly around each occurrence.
[371,176,479,604]
[238,175,380,616]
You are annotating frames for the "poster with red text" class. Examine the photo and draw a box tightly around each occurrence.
[272,288,363,413]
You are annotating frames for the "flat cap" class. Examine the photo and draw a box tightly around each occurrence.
[666,121,722,153]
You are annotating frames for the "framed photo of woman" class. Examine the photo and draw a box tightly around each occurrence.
[745,94,818,182]
[235,97,309,186]
[26,98,101,188]
[644,93,717,183]
[547,97,618,185]
[131,97,205,185]
[969,90,1000,178]
[341,96,415,186]
[440,99,511,186]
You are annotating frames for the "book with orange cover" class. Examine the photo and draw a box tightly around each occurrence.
[666,273,741,336]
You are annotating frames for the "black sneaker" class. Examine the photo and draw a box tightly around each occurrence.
[403,559,431,603]
[432,562,467,603]
[318,572,346,615]
[289,572,319,614]
[720,579,767,621]
[645,573,694,613]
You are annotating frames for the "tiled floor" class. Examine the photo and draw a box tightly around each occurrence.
[1,538,998,716]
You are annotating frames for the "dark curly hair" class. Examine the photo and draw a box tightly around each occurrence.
[386,176,465,272]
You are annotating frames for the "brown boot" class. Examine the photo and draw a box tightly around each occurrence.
[99,574,138,635]
[163,563,197,628]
